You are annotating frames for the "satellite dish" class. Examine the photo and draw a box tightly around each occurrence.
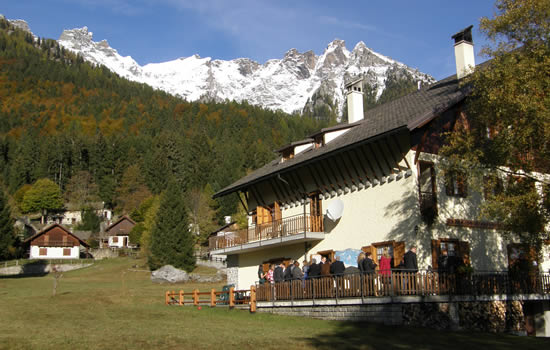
[326,199,344,221]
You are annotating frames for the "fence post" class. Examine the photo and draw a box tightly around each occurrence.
[250,285,256,313]
[165,291,170,305]
[229,287,235,308]
[193,289,199,306]
[179,290,184,306]
[210,288,216,307]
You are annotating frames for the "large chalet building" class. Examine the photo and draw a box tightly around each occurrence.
[209,26,550,290]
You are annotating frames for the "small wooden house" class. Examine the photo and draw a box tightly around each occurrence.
[105,216,136,248]
[25,223,89,259]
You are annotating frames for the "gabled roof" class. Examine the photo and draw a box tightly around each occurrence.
[214,72,470,199]
[23,223,90,248]
[105,215,136,234]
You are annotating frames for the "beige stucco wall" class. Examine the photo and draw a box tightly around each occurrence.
[231,149,550,289]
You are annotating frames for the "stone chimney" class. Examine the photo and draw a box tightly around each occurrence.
[345,77,364,124]
[452,25,475,79]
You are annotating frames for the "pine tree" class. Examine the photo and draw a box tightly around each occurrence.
[148,183,195,271]
[0,189,15,260]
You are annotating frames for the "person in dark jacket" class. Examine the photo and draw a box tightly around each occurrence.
[403,246,418,272]
[284,259,294,281]
[361,252,377,296]
[273,262,285,283]
[308,258,321,278]
[330,256,346,275]
[403,246,418,292]
[292,261,303,280]
[362,252,377,273]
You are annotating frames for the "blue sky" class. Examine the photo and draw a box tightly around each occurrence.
[3,0,497,79]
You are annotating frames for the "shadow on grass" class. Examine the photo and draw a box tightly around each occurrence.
[304,321,550,350]
[0,260,49,278]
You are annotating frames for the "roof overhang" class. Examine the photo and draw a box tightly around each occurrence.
[213,126,408,199]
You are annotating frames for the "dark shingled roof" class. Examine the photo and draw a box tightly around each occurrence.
[214,73,469,198]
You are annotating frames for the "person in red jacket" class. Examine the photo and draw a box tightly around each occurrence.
[379,247,393,291]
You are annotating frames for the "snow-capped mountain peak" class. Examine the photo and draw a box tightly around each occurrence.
[15,20,434,115]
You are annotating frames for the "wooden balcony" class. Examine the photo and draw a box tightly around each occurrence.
[209,214,324,254]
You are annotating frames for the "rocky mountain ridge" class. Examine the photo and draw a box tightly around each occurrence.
[6,17,435,116]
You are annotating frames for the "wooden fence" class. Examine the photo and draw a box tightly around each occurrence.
[165,286,257,312]
[256,271,550,301]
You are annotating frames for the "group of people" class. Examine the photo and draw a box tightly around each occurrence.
[357,246,419,276]
[258,255,347,284]
[258,246,419,285]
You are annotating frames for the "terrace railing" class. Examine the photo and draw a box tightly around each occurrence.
[255,270,550,302]
[209,214,323,251]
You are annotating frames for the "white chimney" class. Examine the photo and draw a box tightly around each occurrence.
[452,25,475,79]
[345,77,364,124]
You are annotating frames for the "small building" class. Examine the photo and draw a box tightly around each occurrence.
[25,223,89,259]
[104,216,136,248]
[45,202,112,227]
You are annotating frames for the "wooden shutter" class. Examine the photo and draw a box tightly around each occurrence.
[393,241,405,267]
[458,173,468,197]
[63,248,71,256]
[458,241,470,266]
[273,202,282,222]
[257,206,270,225]
[431,239,440,269]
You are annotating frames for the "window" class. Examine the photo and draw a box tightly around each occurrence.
[39,248,47,256]
[431,238,470,270]
[309,193,323,232]
[63,248,71,256]
[362,241,405,267]
[445,171,467,197]
[418,161,437,221]
[375,244,394,265]
[112,237,119,243]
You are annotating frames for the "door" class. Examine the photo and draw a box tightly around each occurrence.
[309,193,323,232]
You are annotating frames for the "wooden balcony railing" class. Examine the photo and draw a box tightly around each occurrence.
[255,270,550,302]
[209,214,323,251]
[34,241,77,247]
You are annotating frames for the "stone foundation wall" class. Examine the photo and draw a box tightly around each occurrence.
[402,300,524,333]
[259,304,402,324]
[258,298,530,334]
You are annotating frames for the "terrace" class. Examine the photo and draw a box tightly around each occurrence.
[208,213,324,255]
[255,270,550,303]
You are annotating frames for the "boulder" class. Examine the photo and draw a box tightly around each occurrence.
[151,265,189,283]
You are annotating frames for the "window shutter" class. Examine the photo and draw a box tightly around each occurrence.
[273,202,282,221]
[393,241,405,267]
[431,239,440,269]
[458,173,468,197]
[458,241,471,266]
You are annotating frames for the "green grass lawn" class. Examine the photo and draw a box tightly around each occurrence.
[0,258,548,350]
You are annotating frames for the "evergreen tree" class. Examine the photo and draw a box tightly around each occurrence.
[0,189,15,260]
[148,183,195,271]
[76,208,101,233]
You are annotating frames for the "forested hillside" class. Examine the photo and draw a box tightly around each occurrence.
[0,18,329,229]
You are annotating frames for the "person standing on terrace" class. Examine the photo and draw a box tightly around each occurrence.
[266,264,275,284]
